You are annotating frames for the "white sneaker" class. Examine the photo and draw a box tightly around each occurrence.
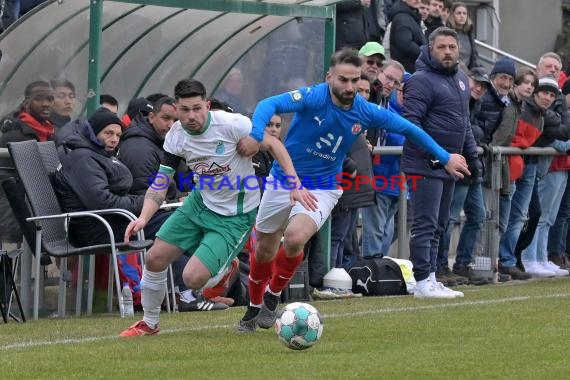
[542,261,569,277]
[523,262,555,278]
[413,282,456,299]
[432,281,464,298]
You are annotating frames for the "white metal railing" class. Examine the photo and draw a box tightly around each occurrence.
[475,39,537,69]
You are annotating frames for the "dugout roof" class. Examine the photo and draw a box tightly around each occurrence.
[0,0,342,117]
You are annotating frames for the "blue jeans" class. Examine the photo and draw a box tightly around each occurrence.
[522,171,568,263]
[548,177,570,254]
[361,192,399,257]
[438,182,486,269]
[408,176,454,282]
[499,163,537,267]
[330,207,358,268]
[1,0,20,30]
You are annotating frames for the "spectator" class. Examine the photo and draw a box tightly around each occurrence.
[446,2,479,69]
[519,77,570,277]
[0,80,54,147]
[358,42,387,100]
[252,114,282,192]
[364,0,386,44]
[418,0,430,35]
[361,71,409,258]
[0,80,54,250]
[100,94,119,113]
[424,0,444,39]
[475,58,517,145]
[437,67,491,286]
[216,68,248,115]
[50,79,77,129]
[53,107,173,306]
[441,0,452,24]
[505,77,564,277]
[335,0,370,51]
[121,97,153,128]
[548,81,570,268]
[401,27,476,298]
[512,53,570,271]
[387,0,427,73]
[118,96,177,198]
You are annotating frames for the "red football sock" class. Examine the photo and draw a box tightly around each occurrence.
[203,258,239,299]
[269,246,304,294]
[248,252,273,305]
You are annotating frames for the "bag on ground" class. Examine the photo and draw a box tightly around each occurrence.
[348,256,408,296]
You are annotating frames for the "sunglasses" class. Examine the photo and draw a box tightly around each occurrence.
[366,59,382,67]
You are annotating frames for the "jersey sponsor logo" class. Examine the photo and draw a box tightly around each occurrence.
[314,115,325,126]
[458,80,466,91]
[215,141,225,155]
[289,90,303,102]
[351,123,362,135]
[193,162,231,176]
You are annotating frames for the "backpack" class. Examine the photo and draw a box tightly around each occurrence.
[348,256,408,296]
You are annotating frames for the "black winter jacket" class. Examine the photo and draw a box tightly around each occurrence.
[54,123,144,239]
[337,135,375,209]
[118,116,176,200]
[472,86,507,145]
[387,1,427,73]
[401,45,477,179]
[336,0,368,50]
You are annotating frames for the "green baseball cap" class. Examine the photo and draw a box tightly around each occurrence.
[358,42,385,58]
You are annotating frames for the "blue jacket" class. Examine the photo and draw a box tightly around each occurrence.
[401,45,477,179]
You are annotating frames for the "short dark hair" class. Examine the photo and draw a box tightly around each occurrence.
[50,79,75,94]
[100,94,118,107]
[330,48,362,69]
[24,80,50,97]
[174,79,207,100]
[428,26,458,45]
[152,96,175,113]
[145,92,169,104]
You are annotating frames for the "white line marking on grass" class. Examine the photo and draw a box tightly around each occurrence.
[2,293,568,351]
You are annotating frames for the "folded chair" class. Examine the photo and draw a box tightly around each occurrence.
[0,248,25,323]
[7,140,154,319]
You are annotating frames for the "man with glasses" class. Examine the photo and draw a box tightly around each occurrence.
[358,41,386,84]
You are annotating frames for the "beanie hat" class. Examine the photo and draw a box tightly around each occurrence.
[490,58,516,78]
[535,75,559,94]
[88,107,123,135]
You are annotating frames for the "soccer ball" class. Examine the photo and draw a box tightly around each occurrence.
[274,302,324,350]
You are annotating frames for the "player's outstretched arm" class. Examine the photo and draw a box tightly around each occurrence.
[443,153,470,179]
[124,169,173,242]
[237,135,261,158]
[260,134,318,211]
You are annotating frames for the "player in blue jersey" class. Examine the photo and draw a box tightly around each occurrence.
[236,48,470,332]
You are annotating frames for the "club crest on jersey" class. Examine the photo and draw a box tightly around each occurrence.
[351,123,362,135]
[289,90,303,102]
[215,141,225,155]
[458,80,466,91]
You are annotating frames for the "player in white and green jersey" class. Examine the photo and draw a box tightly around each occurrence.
[119,79,316,338]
